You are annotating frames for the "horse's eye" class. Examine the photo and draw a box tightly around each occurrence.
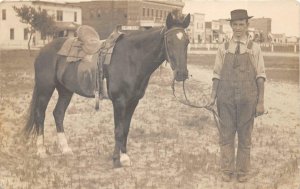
[186,39,190,45]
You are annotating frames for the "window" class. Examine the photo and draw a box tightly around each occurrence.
[143,8,145,17]
[24,28,29,40]
[41,32,46,40]
[57,10,63,21]
[147,8,149,17]
[2,9,6,20]
[160,10,162,18]
[10,28,14,40]
[74,12,77,22]
[151,9,153,17]
[156,10,158,17]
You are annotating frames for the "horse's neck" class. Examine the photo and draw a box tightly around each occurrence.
[133,29,165,76]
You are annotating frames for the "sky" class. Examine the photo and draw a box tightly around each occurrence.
[1,0,299,37]
[183,0,300,37]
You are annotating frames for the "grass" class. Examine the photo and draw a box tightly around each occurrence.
[0,49,299,189]
[188,54,299,83]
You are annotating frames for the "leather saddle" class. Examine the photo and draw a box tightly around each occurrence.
[56,25,123,100]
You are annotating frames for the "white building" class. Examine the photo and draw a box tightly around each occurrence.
[286,36,298,43]
[0,0,82,49]
[186,13,205,44]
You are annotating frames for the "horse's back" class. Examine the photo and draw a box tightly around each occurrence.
[34,38,67,89]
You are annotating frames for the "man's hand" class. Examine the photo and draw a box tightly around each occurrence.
[207,79,219,110]
[206,97,216,108]
[256,77,265,117]
[255,102,265,117]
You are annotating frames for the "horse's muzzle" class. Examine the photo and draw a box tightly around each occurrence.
[174,70,189,81]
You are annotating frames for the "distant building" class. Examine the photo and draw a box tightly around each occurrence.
[286,36,298,43]
[270,33,286,43]
[249,18,271,42]
[0,0,81,49]
[205,19,232,43]
[204,21,212,43]
[70,0,185,39]
[219,19,232,42]
[186,13,205,44]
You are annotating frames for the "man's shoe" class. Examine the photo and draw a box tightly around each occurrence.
[237,174,248,183]
[222,173,233,182]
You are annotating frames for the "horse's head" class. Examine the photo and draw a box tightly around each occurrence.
[164,12,190,82]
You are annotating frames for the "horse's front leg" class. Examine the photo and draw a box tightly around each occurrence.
[112,98,138,168]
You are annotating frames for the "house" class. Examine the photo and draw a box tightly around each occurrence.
[0,0,81,49]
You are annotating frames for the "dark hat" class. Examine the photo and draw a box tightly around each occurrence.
[227,9,253,21]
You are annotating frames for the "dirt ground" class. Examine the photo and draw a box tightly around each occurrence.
[0,50,299,189]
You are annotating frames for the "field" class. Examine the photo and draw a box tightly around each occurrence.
[0,50,299,189]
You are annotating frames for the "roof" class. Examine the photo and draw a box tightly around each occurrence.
[54,22,80,31]
[1,0,81,8]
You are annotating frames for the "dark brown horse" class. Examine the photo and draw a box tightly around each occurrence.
[24,12,190,168]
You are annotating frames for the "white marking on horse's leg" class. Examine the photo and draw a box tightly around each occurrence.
[120,153,131,167]
[36,135,47,158]
[102,78,108,99]
[57,133,73,155]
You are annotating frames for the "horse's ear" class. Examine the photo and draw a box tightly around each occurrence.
[166,12,174,29]
[182,13,191,28]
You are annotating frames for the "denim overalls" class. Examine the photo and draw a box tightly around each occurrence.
[217,41,258,176]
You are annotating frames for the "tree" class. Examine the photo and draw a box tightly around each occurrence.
[13,5,55,55]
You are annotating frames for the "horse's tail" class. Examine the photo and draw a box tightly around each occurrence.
[24,84,38,137]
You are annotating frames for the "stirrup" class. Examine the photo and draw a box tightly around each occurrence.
[95,90,100,110]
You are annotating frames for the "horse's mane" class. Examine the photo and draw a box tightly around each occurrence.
[121,27,165,47]
[124,27,164,39]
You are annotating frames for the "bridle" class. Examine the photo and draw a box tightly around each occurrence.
[163,26,188,70]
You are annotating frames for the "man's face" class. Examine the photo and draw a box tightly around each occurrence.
[231,19,248,38]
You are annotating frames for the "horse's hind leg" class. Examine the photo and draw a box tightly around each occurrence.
[35,87,55,158]
[53,83,74,155]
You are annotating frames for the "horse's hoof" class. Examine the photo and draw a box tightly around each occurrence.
[120,153,131,167]
[113,159,122,168]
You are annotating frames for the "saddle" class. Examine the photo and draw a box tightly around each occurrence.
[57,25,103,62]
[56,25,123,109]
[57,25,123,63]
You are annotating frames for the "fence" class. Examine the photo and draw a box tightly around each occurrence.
[189,42,299,53]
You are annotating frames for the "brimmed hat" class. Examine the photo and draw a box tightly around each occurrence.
[227,9,253,21]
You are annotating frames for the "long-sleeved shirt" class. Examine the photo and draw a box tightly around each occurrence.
[213,37,266,81]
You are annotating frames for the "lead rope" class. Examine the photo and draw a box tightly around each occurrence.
[171,78,224,137]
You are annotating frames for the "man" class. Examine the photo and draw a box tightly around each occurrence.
[208,9,266,182]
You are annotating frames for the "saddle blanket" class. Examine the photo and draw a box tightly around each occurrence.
[56,54,99,97]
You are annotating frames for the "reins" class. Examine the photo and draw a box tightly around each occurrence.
[171,77,224,136]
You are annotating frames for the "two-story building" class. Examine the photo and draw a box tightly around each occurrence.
[0,0,81,49]
[70,0,184,39]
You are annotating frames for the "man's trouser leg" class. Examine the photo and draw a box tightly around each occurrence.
[236,100,256,175]
[217,100,237,174]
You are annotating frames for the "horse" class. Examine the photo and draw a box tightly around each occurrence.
[24,12,190,168]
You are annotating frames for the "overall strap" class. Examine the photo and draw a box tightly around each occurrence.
[224,41,230,51]
[247,40,253,50]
